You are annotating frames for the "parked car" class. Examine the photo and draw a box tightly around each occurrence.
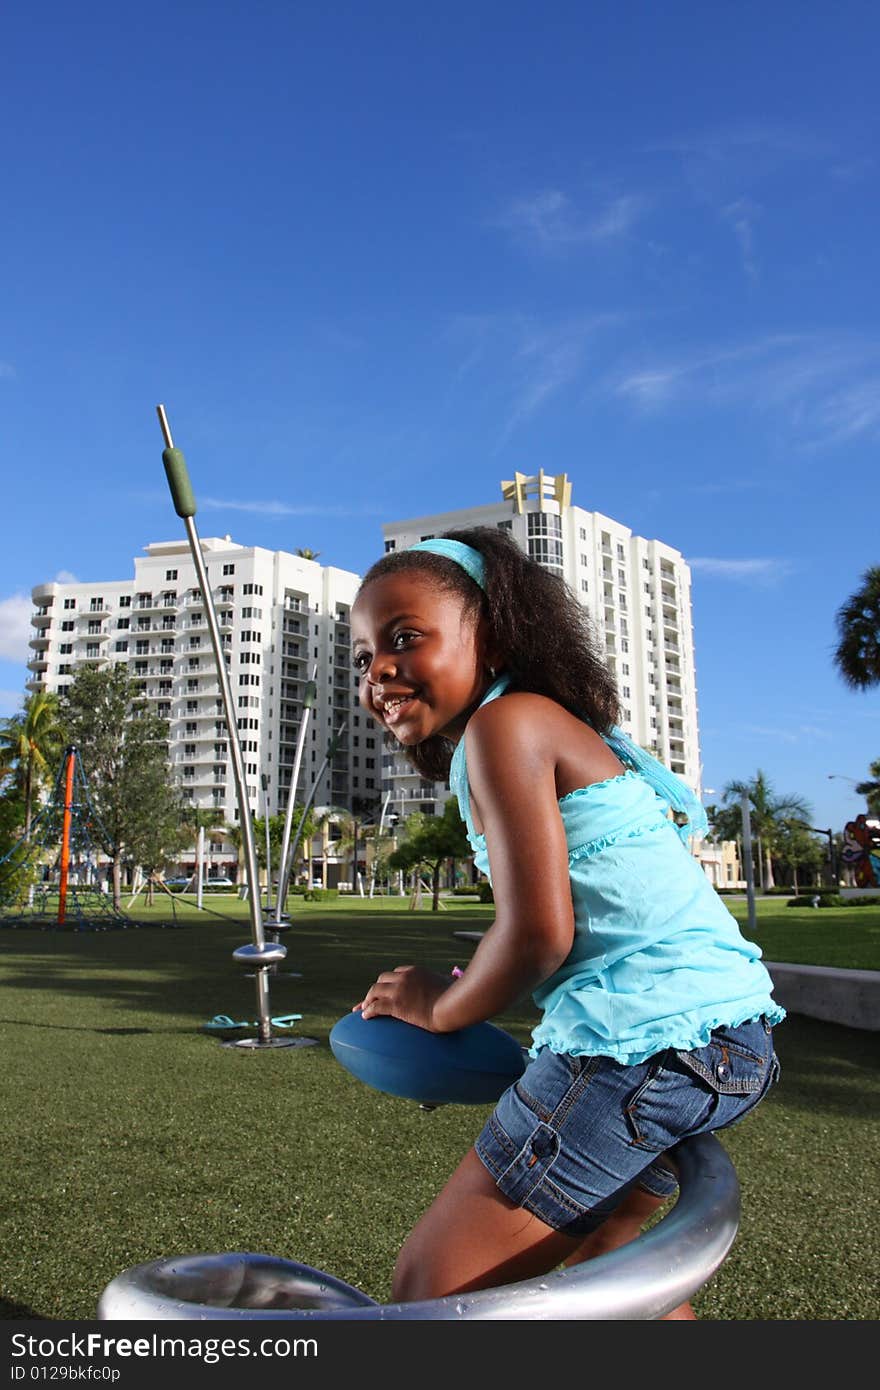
[205,876,236,888]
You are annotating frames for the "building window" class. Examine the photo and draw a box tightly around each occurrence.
[165,569,178,581]
[526,512,563,572]
[119,595,131,608]
[61,620,74,632]
[384,540,396,552]
[242,582,263,595]
[116,617,129,630]
[579,526,587,540]
[63,598,76,610]
[617,543,625,559]
[59,643,73,654]
[222,563,235,575]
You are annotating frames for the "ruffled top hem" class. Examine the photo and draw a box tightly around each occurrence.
[529,1000,787,1065]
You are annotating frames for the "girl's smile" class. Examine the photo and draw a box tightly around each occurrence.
[351,572,494,747]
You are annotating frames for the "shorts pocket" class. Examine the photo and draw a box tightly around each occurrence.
[625,1026,779,1152]
[673,1019,773,1096]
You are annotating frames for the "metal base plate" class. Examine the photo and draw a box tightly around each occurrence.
[221,1036,319,1050]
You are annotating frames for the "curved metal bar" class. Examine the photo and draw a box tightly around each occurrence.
[98,1133,739,1321]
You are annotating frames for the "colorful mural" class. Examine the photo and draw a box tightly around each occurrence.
[841,814,880,888]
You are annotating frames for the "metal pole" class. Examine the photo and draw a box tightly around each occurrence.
[273,674,317,919]
[369,791,392,898]
[261,774,272,915]
[196,825,204,911]
[740,792,757,936]
[279,723,346,893]
[156,405,278,1044]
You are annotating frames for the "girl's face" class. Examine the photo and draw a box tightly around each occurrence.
[351,571,493,747]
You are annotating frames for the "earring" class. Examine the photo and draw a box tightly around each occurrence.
[488,665,496,679]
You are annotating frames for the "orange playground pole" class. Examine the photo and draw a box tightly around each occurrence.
[57,748,76,927]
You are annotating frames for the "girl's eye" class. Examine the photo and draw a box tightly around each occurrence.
[352,651,370,671]
[392,630,417,649]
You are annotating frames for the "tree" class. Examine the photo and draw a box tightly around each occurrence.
[774,820,825,892]
[388,800,473,910]
[721,770,813,891]
[294,548,321,562]
[834,567,880,690]
[0,690,64,837]
[855,758,880,818]
[60,666,184,909]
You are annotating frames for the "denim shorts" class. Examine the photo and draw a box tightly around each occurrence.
[475,1015,780,1237]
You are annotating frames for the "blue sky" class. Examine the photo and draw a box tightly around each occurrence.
[1,0,877,831]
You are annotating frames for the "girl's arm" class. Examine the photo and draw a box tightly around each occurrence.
[358,694,579,1032]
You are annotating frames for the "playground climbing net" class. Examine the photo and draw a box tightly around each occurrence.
[0,746,131,931]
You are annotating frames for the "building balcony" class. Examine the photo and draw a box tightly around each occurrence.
[87,603,112,616]
[26,677,46,692]
[26,655,49,671]
[29,634,51,650]
[31,610,53,628]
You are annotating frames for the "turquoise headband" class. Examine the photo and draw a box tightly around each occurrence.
[408,538,486,591]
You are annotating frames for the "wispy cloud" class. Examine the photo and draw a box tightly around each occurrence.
[647,122,834,202]
[0,362,16,380]
[55,569,78,583]
[613,333,880,449]
[688,557,793,584]
[200,497,379,517]
[494,190,644,252]
[0,594,34,662]
[740,721,832,744]
[720,197,762,282]
[446,311,619,444]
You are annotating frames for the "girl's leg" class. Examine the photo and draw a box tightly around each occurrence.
[392,1146,584,1301]
[562,1184,696,1319]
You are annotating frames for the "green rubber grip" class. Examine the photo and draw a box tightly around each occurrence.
[162,447,197,518]
[327,727,346,757]
[303,681,317,708]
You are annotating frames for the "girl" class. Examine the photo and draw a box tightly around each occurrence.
[350,526,782,1318]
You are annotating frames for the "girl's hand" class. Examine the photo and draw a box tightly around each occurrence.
[354,965,454,1032]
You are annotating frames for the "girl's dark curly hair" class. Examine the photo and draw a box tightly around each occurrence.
[357,525,620,781]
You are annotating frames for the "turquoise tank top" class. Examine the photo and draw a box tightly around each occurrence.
[449,676,785,1065]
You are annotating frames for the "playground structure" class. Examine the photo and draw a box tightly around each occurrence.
[158,405,318,1049]
[0,745,130,931]
[98,1132,739,1319]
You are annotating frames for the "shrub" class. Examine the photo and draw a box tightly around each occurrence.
[478,882,494,904]
[304,887,339,902]
[786,894,842,908]
[452,885,480,896]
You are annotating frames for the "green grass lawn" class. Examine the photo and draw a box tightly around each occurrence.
[0,896,877,1320]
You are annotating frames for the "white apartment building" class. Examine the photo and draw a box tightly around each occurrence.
[380,471,702,819]
[27,538,379,857]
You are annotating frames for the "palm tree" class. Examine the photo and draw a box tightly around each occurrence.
[294,548,321,562]
[855,758,880,818]
[721,769,813,890]
[178,805,227,883]
[834,567,880,690]
[0,691,64,837]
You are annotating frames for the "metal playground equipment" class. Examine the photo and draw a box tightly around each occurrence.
[98,1133,739,1319]
[156,405,315,1049]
